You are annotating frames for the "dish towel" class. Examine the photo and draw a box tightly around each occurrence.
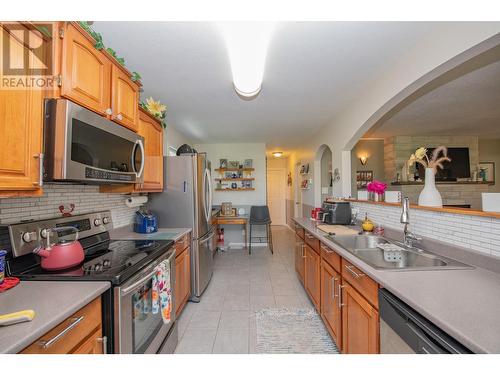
[152,259,172,324]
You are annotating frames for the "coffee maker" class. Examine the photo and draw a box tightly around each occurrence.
[320,201,352,225]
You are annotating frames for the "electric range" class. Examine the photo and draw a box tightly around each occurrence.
[3,211,178,354]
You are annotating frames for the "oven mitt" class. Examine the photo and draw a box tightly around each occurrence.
[152,259,172,324]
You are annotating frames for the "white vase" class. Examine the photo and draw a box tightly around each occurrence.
[418,168,442,207]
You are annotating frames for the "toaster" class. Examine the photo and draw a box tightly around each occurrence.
[320,201,352,225]
[134,210,158,234]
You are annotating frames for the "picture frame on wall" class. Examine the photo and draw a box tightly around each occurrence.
[228,160,240,169]
[356,170,373,189]
[479,162,495,183]
[244,159,253,168]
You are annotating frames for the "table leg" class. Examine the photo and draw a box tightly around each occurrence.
[244,223,247,250]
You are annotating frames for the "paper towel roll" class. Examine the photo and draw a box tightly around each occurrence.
[125,195,148,208]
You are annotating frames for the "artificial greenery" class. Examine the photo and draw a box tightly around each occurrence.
[140,98,167,129]
[131,72,142,82]
[77,21,138,80]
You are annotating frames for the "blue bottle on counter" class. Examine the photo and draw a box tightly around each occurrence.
[0,250,7,284]
[134,210,158,234]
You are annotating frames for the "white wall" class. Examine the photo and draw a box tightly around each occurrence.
[164,126,194,156]
[194,143,267,206]
[291,25,500,209]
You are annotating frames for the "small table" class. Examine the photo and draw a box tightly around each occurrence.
[215,215,249,249]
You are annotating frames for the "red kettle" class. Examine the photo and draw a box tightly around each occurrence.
[33,226,85,271]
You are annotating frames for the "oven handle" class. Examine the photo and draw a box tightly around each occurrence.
[120,269,157,296]
[132,139,145,179]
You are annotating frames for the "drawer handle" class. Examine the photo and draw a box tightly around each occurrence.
[305,233,314,240]
[321,244,334,253]
[332,277,339,300]
[338,284,345,308]
[38,316,84,349]
[301,244,306,258]
[345,264,365,279]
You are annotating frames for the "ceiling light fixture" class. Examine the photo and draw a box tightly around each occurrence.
[272,151,283,158]
[218,22,275,100]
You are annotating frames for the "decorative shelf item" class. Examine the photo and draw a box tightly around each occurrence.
[215,160,255,191]
[299,163,310,175]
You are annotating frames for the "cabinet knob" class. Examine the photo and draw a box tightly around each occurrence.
[104,108,113,115]
[116,113,123,121]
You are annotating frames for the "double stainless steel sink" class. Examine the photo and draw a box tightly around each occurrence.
[327,234,473,271]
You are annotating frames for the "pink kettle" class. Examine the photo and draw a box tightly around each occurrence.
[33,226,85,271]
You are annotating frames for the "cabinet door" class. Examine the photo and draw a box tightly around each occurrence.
[175,248,191,317]
[72,329,104,354]
[304,244,320,310]
[111,65,139,131]
[0,26,43,196]
[136,110,163,191]
[320,260,342,348]
[341,281,379,354]
[61,23,111,115]
[294,234,305,284]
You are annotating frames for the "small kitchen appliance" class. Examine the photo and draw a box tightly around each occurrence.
[134,210,158,234]
[320,201,352,225]
[33,226,85,270]
[3,211,177,354]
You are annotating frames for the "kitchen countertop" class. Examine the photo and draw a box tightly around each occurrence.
[0,281,110,354]
[293,217,500,354]
[109,226,192,242]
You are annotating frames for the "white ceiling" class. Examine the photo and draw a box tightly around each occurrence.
[93,22,453,149]
[365,58,500,139]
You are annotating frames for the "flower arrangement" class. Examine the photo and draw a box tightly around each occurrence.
[408,146,451,174]
[140,97,167,128]
[366,180,387,195]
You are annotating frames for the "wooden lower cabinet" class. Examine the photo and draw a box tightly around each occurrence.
[320,260,342,348]
[341,281,379,354]
[304,244,321,310]
[295,234,305,284]
[174,245,191,317]
[20,297,105,354]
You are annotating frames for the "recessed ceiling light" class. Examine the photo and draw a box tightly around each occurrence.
[218,22,275,100]
[272,151,283,158]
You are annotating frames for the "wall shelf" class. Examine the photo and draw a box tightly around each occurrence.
[215,168,254,172]
[215,188,255,191]
[214,178,255,181]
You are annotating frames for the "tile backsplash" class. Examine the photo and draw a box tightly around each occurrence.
[352,201,500,259]
[0,184,143,228]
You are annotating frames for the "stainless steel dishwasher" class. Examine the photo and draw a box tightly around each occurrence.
[379,289,472,354]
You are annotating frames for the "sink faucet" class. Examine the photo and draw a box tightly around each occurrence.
[400,197,421,248]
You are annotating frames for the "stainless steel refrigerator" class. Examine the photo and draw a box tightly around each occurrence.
[148,153,214,301]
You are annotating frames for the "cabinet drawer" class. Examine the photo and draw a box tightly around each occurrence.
[304,231,320,254]
[21,297,102,354]
[295,225,305,239]
[320,242,341,272]
[341,259,378,309]
[175,233,191,254]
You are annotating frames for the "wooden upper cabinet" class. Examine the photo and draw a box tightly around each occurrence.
[111,64,139,131]
[321,260,342,349]
[136,109,163,191]
[304,244,321,310]
[61,23,111,115]
[0,25,44,197]
[341,281,379,354]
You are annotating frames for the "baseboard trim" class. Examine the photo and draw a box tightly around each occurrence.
[227,242,268,249]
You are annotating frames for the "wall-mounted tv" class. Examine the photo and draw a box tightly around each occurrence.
[416,147,470,181]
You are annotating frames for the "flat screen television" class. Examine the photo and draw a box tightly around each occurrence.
[416,147,470,181]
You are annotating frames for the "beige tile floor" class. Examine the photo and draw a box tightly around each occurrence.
[174,225,314,354]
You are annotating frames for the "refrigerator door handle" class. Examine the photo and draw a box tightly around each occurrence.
[202,168,211,224]
[206,168,213,221]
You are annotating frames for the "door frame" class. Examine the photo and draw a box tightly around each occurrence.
[294,162,302,218]
[266,167,287,225]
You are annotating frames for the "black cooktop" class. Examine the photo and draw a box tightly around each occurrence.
[7,239,174,285]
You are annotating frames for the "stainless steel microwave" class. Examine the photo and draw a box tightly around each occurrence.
[43,99,145,184]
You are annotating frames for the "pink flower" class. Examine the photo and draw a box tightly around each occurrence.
[367,180,387,194]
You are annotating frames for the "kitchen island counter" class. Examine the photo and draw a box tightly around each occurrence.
[0,281,110,354]
[293,217,500,354]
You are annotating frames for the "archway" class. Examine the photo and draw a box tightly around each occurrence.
[314,144,333,207]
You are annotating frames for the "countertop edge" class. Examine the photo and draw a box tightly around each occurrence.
[292,217,496,354]
[109,227,192,242]
[1,281,111,354]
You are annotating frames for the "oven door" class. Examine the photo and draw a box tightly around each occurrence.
[114,249,176,354]
[44,99,145,184]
